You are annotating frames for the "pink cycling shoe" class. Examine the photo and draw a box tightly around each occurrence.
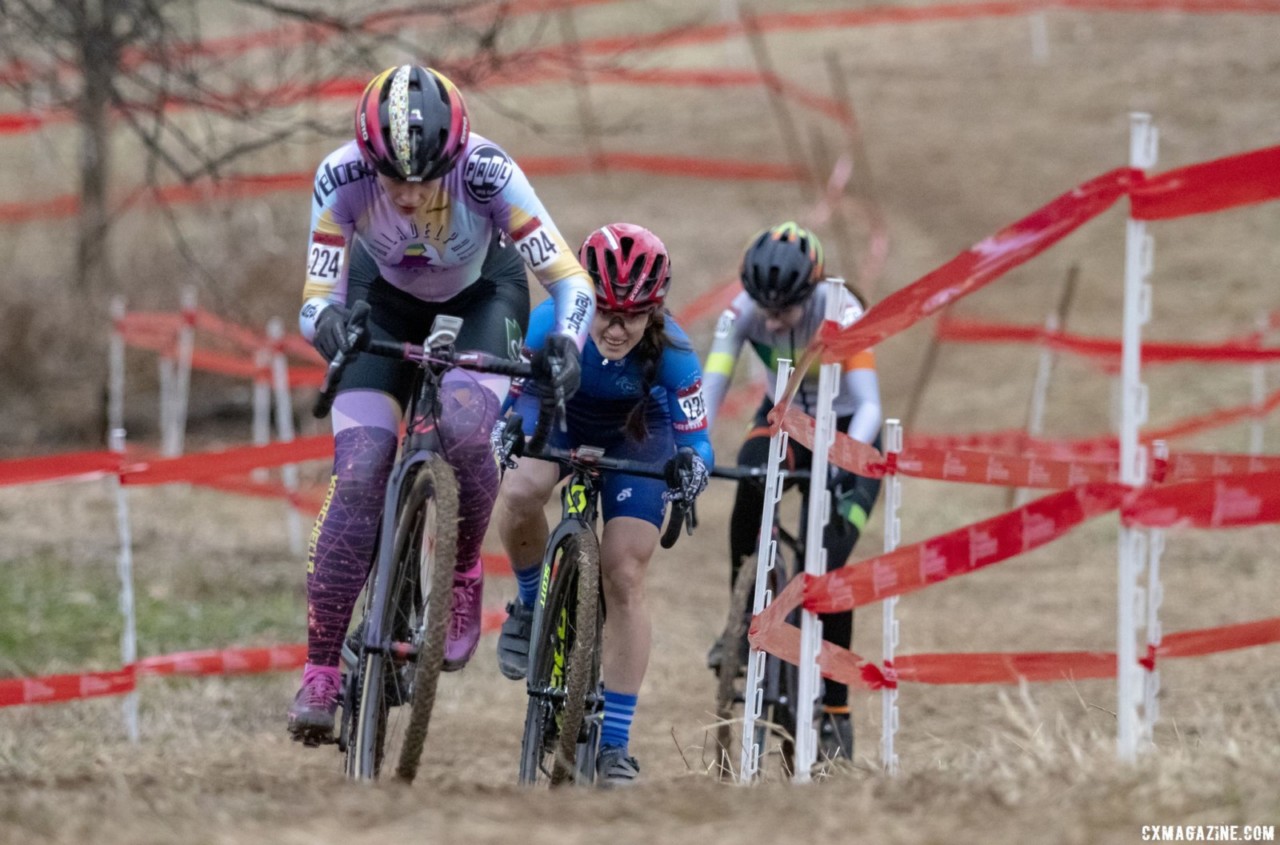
[287,663,341,744]
[443,560,484,671]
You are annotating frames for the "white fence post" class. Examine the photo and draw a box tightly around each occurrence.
[269,318,304,555]
[1016,311,1060,507]
[1029,11,1049,64]
[108,296,139,740]
[251,344,272,483]
[109,297,127,440]
[158,353,174,455]
[792,278,844,783]
[162,288,197,457]
[738,359,795,783]
[880,419,902,776]
[1140,440,1167,747]
[109,426,140,742]
[1117,111,1157,763]
[1251,314,1267,455]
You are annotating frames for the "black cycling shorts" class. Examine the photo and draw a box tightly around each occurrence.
[337,232,529,407]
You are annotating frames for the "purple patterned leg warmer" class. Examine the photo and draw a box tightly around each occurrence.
[436,372,502,574]
[306,426,398,667]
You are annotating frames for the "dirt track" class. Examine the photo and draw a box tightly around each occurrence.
[4,1,1280,843]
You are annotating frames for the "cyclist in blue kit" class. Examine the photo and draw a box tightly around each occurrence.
[287,64,593,744]
[494,223,714,787]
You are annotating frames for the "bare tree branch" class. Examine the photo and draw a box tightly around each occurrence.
[0,0,533,297]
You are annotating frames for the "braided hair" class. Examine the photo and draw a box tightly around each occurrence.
[623,310,690,442]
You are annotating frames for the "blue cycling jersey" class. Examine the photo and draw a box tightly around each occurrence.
[520,299,715,469]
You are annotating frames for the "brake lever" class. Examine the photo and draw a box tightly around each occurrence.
[548,358,568,433]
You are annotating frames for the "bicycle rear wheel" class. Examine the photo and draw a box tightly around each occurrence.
[518,530,602,786]
[345,455,458,782]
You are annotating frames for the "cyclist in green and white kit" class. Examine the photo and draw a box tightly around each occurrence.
[702,222,882,761]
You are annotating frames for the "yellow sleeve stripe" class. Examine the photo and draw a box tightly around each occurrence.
[705,351,737,377]
[302,281,334,301]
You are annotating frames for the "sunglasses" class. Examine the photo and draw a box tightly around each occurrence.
[596,307,655,326]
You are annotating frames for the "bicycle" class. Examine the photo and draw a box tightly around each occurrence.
[708,466,813,780]
[496,416,699,787]
[311,301,545,783]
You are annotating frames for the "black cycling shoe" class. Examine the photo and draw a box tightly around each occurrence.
[706,636,725,672]
[817,711,854,762]
[497,599,534,680]
[596,745,641,788]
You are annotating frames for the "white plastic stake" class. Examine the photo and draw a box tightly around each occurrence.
[1117,112,1157,763]
[1016,312,1059,506]
[1140,440,1167,746]
[792,278,844,783]
[1251,314,1267,455]
[880,419,902,777]
[109,297,126,440]
[109,425,139,743]
[720,0,747,62]
[158,354,174,453]
[269,318,304,555]
[1029,12,1049,64]
[1027,313,1058,443]
[163,288,197,456]
[739,359,794,783]
[251,345,272,483]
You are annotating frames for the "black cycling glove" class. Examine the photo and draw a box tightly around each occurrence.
[533,333,582,401]
[664,448,709,502]
[313,303,352,363]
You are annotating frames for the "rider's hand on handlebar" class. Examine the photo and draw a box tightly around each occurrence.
[832,470,868,536]
[532,333,582,401]
[313,303,353,363]
[662,448,708,503]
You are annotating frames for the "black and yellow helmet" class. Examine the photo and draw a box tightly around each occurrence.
[739,222,825,310]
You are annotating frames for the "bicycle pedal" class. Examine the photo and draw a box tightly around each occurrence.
[291,730,338,748]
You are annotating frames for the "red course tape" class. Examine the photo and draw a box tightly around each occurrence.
[0,611,507,709]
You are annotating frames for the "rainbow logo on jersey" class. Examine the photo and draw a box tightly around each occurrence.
[398,242,443,269]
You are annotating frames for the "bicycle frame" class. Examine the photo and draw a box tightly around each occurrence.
[313,304,535,780]
[357,378,448,662]
[526,456,603,697]
[513,437,694,786]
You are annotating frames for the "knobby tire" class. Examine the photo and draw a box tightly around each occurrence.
[550,531,600,787]
[518,531,601,787]
[345,455,458,782]
[395,455,458,782]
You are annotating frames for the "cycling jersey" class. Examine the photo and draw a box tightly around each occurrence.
[703,284,881,443]
[520,299,715,469]
[301,134,593,343]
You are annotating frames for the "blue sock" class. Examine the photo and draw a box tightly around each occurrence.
[600,689,638,751]
[515,565,540,608]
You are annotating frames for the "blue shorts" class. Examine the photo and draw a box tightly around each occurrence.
[514,392,673,528]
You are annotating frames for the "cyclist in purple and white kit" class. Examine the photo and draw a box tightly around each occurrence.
[288,65,593,744]
[494,223,713,786]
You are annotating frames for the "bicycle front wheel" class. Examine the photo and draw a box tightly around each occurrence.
[345,455,459,782]
[518,530,602,787]
[712,561,758,779]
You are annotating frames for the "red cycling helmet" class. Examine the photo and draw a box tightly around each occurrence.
[579,223,672,313]
[355,65,469,182]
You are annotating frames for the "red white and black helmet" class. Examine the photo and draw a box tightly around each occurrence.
[355,65,469,183]
[578,223,672,313]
